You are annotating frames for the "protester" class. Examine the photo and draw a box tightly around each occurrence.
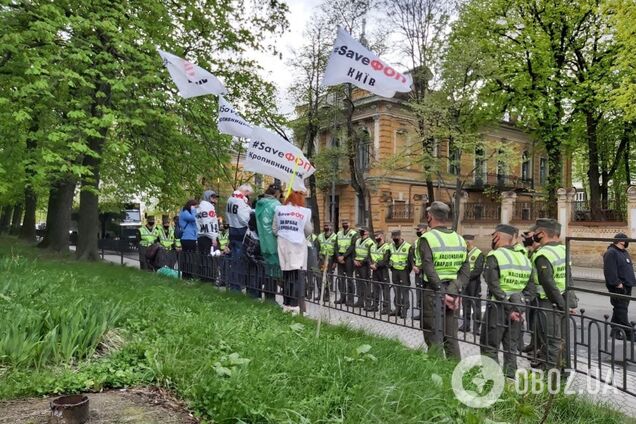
[196,190,219,255]
[178,199,198,279]
[255,183,282,301]
[226,184,254,291]
[244,205,263,298]
[603,233,636,340]
[273,190,313,314]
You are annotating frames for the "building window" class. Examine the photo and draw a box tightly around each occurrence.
[356,194,366,226]
[356,128,370,171]
[539,157,548,185]
[448,143,460,175]
[497,149,506,186]
[521,150,530,181]
[474,146,486,185]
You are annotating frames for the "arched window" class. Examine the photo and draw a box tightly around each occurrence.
[521,150,530,181]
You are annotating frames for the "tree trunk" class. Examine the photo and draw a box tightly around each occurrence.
[544,139,562,219]
[625,137,631,187]
[76,137,104,261]
[584,111,602,220]
[39,180,75,252]
[453,178,462,231]
[308,174,320,231]
[10,203,23,235]
[365,187,374,235]
[0,205,12,233]
[20,186,37,241]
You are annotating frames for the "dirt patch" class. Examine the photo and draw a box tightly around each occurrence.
[0,387,198,424]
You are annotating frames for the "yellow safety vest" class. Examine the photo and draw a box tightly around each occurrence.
[336,229,357,254]
[414,237,423,267]
[219,231,229,250]
[487,247,532,295]
[318,232,337,257]
[421,229,467,281]
[390,241,411,271]
[139,226,159,247]
[533,244,566,299]
[355,237,376,261]
[468,247,482,272]
[371,242,392,264]
[158,226,176,249]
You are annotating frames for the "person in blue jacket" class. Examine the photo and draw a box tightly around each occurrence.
[179,199,198,279]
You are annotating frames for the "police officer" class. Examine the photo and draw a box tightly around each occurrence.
[481,224,535,378]
[137,215,160,270]
[316,223,337,300]
[371,230,392,313]
[334,220,358,306]
[531,218,568,370]
[412,223,428,320]
[353,227,376,308]
[218,223,230,254]
[389,230,413,319]
[419,201,470,359]
[459,235,484,334]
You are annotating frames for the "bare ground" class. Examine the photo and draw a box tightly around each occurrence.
[0,387,198,424]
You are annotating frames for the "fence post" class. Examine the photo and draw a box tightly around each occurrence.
[627,185,636,239]
[500,191,516,224]
[456,190,469,234]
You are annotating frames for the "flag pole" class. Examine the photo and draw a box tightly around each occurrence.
[233,139,242,190]
[315,256,330,338]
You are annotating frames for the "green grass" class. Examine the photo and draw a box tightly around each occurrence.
[0,238,630,423]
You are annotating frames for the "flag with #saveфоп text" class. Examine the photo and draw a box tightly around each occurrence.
[217,96,254,138]
[157,48,227,98]
[244,126,315,192]
[322,27,412,98]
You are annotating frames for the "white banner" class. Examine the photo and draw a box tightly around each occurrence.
[157,48,227,98]
[218,96,253,138]
[322,27,412,98]
[244,126,316,192]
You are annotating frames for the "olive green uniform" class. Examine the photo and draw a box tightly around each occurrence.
[317,231,337,298]
[354,236,376,308]
[334,229,358,305]
[371,241,392,312]
[389,241,414,318]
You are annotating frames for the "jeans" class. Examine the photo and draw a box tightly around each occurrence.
[228,227,247,292]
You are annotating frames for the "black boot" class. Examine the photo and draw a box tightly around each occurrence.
[458,320,471,332]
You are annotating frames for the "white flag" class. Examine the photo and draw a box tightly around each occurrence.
[244,126,316,192]
[322,28,412,98]
[217,96,253,138]
[157,48,227,98]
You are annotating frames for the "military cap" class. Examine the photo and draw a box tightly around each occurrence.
[415,222,428,230]
[146,215,155,222]
[463,234,475,241]
[426,201,451,215]
[390,229,401,237]
[492,224,517,236]
[374,229,384,235]
[532,218,561,234]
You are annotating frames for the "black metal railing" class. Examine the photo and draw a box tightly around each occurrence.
[386,203,414,222]
[513,200,551,221]
[97,238,636,399]
[467,173,533,191]
[572,200,626,222]
[463,202,501,221]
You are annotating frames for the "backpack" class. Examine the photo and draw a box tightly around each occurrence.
[174,220,184,239]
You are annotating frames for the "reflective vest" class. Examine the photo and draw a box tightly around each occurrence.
[421,229,467,281]
[318,232,337,257]
[218,231,229,251]
[533,244,566,299]
[487,247,532,295]
[139,225,159,247]
[158,226,176,249]
[336,229,357,254]
[513,243,527,254]
[390,241,411,271]
[414,237,423,267]
[371,242,392,264]
[307,233,317,244]
[355,237,376,261]
[468,247,482,272]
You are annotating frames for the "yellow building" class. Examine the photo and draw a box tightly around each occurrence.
[312,89,570,235]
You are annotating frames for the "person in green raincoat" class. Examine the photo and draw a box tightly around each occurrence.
[256,183,282,301]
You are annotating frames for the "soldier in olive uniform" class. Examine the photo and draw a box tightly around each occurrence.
[334,220,358,306]
[419,202,470,359]
[459,235,484,334]
[316,223,337,301]
[371,230,392,313]
[137,215,160,271]
[389,230,414,319]
[353,227,376,308]
[412,223,428,321]
[481,224,535,378]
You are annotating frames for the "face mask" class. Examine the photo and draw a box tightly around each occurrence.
[393,238,400,245]
[360,232,367,238]
[375,237,382,243]
[416,231,423,237]
[323,228,330,233]
[532,233,543,243]
[343,225,349,230]
[164,225,169,230]
[624,242,630,249]
[523,236,534,247]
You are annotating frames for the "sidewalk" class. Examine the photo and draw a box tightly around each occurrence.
[572,266,605,283]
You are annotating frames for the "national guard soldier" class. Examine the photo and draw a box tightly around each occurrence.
[389,230,413,319]
[317,223,337,300]
[137,215,160,270]
[530,218,569,370]
[334,220,358,306]
[419,201,470,359]
[370,230,392,313]
[218,223,230,254]
[412,223,428,320]
[459,235,484,334]
[480,224,535,378]
[157,216,179,268]
[353,227,376,308]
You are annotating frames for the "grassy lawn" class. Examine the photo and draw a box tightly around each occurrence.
[0,238,630,423]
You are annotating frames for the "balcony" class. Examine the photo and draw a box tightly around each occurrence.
[467,173,533,191]
[386,203,414,222]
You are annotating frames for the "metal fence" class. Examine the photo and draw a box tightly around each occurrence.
[512,200,550,222]
[99,237,636,399]
[463,202,501,221]
[572,200,626,222]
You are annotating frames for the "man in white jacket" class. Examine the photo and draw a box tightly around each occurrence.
[196,190,219,256]
[225,184,254,290]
